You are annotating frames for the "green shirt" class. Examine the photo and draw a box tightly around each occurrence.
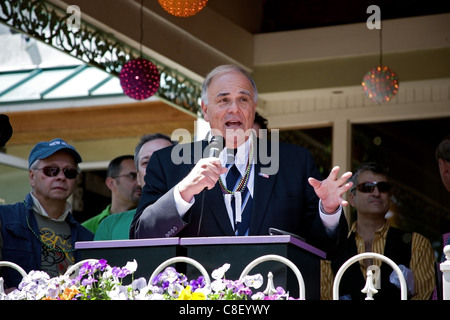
[94,209,136,240]
[82,205,111,234]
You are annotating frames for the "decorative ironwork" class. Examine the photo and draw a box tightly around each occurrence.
[0,0,202,116]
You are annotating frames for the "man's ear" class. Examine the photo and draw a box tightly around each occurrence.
[105,177,116,191]
[201,102,209,122]
[348,191,356,208]
[29,169,35,188]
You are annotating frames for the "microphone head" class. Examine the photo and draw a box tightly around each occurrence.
[207,135,224,158]
[210,135,224,146]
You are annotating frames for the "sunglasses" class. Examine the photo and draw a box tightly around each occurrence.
[352,181,391,193]
[113,172,137,181]
[35,166,79,179]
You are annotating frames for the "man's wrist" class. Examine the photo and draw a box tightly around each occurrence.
[174,184,194,218]
[320,201,340,215]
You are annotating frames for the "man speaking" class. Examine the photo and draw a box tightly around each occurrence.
[130,65,352,255]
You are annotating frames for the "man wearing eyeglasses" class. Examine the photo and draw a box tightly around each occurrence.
[0,138,94,290]
[321,162,436,300]
[82,155,142,234]
[94,134,174,241]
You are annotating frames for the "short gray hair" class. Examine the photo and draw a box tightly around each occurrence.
[201,65,258,105]
[350,162,390,194]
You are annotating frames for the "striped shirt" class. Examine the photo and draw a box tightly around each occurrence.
[321,220,436,300]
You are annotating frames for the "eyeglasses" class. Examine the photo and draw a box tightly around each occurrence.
[112,172,137,181]
[34,166,79,179]
[352,181,391,193]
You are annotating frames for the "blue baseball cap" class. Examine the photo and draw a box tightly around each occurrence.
[28,138,82,168]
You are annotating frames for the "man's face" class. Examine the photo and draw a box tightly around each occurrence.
[349,171,391,217]
[136,138,173,187]
[111,158,142,204]
[201,71,257,148]
[29,150,78,203]
[438,158,450,192]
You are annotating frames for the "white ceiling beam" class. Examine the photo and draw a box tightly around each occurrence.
[0,153,28,170]
[254,13,450,65]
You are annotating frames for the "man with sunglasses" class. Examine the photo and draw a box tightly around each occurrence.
[0,138,94,290]
[82,155,142,234]
[321,162,436,300]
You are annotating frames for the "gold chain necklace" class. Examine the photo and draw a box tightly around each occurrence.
[218,139,254,195]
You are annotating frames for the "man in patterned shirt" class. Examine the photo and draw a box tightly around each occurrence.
[0,138,93,290]
[321,162,436,300]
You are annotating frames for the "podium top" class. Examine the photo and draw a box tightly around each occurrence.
[75,237,180,249]
[179,235,326,258]
[75,235,325,258]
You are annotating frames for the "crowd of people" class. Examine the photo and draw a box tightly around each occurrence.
[0,65,448,300]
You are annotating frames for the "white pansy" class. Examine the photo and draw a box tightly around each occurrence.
[243,274,263,289]
[211,279,226,292]
[131,277,148,291]
[123,259,138,273]
[251,292,265,300]
[211,263,230,280]
[168,282,184,298]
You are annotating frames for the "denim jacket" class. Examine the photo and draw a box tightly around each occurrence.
[0,193,93,288]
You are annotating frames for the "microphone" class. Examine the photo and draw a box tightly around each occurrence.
[198,135,225,236]
[207,135,224,158]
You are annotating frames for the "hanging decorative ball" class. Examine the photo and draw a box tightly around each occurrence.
[119,58,160,100]
[158,0,208,17]
[362,66,399,103]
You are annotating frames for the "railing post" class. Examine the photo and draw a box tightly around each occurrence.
[440,245,450,300]
[332,252,407,300]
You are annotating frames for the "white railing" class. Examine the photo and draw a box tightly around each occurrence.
[332,252,408,300]
[149,256,212,287]
[239,254,305,300]
[441,245,450,300]
[64,258,100,279]
[0,261,27,278]
[148,254,306,299]
[1,245,450,300]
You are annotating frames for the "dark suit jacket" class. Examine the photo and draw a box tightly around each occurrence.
[129,138,348,255]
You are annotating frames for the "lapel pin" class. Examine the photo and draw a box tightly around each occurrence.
[258,172,269,179]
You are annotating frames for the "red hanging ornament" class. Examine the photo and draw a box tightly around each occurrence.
[119,58,160,100]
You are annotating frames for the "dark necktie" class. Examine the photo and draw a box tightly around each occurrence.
[226,163,252,235]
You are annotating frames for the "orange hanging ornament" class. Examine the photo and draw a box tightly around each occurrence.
[158,0,208,17]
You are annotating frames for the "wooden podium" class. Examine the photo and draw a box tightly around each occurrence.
[76,235,325,300]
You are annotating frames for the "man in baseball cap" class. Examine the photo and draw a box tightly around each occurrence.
[28,138,82,168]
[0,138,93,291]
